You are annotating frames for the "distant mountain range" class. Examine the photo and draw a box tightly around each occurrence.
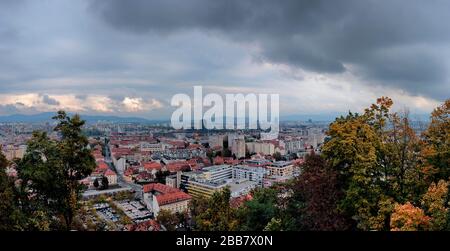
[0,112,164,124]
[0,112,430,124]
[281,113,430,122]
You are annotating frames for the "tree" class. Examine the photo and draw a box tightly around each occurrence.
[0,150,27,230]
[289,153,350,230]
[206,150,214,163]
[236,187,278,231]
[263,218,283,231]
[194,188,238,231]
[157,209,179,231]
[93,178,99,189]
[322,111,382,230]
[16,111,96,230]
[421,180,448,230]
[322,97,401,230]
[383,111,424,203]
[155,170,171,184]
[189,195,209,228]
[101,176,109,190]
[421,99,450,182]
[390,202,430,231]
[222,147,232,158]
[272,152,283,161]
[175,211,189,229]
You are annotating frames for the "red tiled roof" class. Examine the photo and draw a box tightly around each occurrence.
[142,161,162,171]
[104,169,116,176]
[137,172,152,180]
[143,183,180,194]
[156,191,191,206]
[165,161,191,173]
[111,147,133,158]
[96,161,109,170]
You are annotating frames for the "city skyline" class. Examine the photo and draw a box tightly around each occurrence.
[1,0,449,119]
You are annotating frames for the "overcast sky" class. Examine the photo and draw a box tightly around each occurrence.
[0,0,449,119]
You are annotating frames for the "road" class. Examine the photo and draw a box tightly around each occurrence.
[103,137,144,200]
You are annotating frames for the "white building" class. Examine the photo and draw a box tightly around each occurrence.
[232,165,267,187]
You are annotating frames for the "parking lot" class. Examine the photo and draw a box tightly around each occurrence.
[114,200,152,222]
[93,203,120,223]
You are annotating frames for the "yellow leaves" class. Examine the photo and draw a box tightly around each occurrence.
[420,180,449,230]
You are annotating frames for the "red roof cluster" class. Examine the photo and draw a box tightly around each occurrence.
[111,147,133,158]
[143,183,191,206]
[142,161,162,171]
[165,161,191,173]
[164,140,186,149]
[137,171,152,180]
[143,183,179,194]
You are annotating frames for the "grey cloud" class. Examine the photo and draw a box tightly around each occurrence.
[41,94,60,106]
[89,0,450,100]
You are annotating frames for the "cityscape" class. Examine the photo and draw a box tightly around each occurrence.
[0,0,449,241]
[1,114,329,231]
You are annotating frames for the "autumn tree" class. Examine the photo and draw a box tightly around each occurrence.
[421,99,450,182]
[322,111,383,230]
[17,111,96,230]
[289,153,350,230]
[383,111,424,203]
[390,202,430,231]
[322,97,411,230]
[421,180,449,230]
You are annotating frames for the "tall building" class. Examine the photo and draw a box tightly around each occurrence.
[227,134,244,149]
[231,138,246,159]
[246,141,275,155]
[208,134,225,149]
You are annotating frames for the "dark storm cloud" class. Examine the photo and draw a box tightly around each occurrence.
[90,0,450,100]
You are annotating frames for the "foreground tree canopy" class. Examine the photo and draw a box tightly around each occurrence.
[1,111,95,230]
